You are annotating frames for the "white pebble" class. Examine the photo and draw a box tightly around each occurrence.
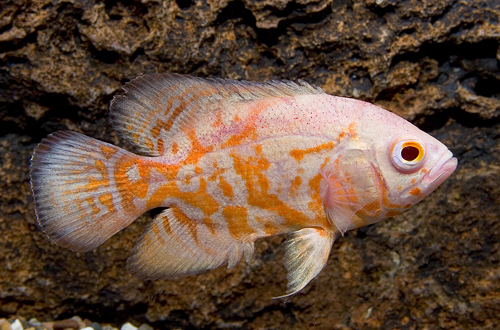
[71,316,86,329]
[10,320,23,330]
[120,323,138,330]
[81,327,95,330]
[138,325,153,330]
[28,319,41,327]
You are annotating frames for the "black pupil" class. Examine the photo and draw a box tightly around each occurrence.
[401,146,419,161]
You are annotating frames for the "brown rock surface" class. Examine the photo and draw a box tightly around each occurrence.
[1,0,499,329]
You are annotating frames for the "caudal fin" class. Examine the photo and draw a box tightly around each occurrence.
[30,131,143,252]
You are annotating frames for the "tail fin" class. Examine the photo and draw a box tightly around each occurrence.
[30,131,144,252]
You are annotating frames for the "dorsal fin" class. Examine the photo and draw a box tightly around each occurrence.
[109,73,324,156]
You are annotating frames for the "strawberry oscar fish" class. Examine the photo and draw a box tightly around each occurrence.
[30,74,457,297]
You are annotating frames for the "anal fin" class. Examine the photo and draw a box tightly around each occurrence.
[276,228,335,298]
[127,207,255,280]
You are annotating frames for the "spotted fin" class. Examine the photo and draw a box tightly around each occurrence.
[30,131,144,252]
[277,228,335,298]
[109,73,324,156]
[127,207,255,280]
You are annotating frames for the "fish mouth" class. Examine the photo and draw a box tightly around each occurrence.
[422,151,458,190]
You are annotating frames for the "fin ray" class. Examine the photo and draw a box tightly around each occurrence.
[110,73,324,156]
[276,228,335,298]
[319,149,377,235]
[127,207,255,279]
[30,131,144,252]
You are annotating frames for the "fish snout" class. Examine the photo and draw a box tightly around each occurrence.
[422,150,457,189]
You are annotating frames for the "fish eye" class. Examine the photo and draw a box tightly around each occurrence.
[390,137,426,173]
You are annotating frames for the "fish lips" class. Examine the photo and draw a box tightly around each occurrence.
[422,151,458,191]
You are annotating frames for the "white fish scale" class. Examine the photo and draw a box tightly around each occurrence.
[175,164,201,193]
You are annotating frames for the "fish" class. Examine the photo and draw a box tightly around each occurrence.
[30,73,457,297]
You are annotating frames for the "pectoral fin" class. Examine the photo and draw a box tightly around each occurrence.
[319,150,376,235]
[276,228,336,298]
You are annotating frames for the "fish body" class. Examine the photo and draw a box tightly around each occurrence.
[30,74,457,296]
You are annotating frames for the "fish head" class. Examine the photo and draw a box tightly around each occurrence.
[354,107,458,222]
[318,103,457,233]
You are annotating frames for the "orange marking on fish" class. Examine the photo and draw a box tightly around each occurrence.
[114,157,149,214]
[421,168,428,173]
[385,210,400,217]
[348,122,357,136]
[222,121,258,149]
[142,233,151,247]
[224,206,255,240]
[162,92,176,116]
[326,173,359,206]
[258,217,281,236]
[373,167,404,210]
[231,148,327,230]
[202,216,217,236]
[409,187,421,196]
[221,100,272,149]
[148,221,169,251]
[131,104,154,143]
[172,207,199,244]
[171,142,179,154]
[161,215,172,235]
[85,197,100,215]
[184,128,215,165]
[145,138,154,152]
[98,193,115,213]
[289,141,336,162]
[170,208,218,256]
[213,112,223,128]
[148,178,219,215]
[346,187,358,203]
[151,121,161,138]
[411,178,417,184]
[157,138,164,154]
[307,157,331,216]
[208,167,220,182]
[131,132,140,145]
[101,145,118,159]
[382,188,402,209]
[79,160,110,195]
[219,176,234,199]
[290,176,302,196]
[359,200,382,217]
[152,221,160,236]
[307,174,324,217]
[163,88,217,134]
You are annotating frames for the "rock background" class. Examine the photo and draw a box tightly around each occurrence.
[1,0,500,329]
